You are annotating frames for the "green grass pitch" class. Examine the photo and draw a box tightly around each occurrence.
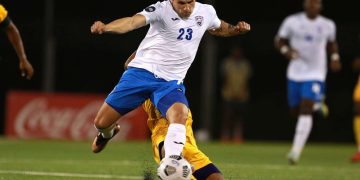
[0,138,359,179]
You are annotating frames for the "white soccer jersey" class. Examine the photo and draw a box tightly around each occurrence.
[277,12,336,81]
[128,0,221,81]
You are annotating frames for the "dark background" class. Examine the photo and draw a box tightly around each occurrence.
[1,0,359,142]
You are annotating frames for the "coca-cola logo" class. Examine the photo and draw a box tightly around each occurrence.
[7,93,137,141]
[14,98,102,140]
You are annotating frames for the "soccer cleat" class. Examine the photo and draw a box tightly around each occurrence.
[92,124,120,153]
[319,102,329,119]
[313,102,329,120]
[287,152,299,165]
[351,152,360,163]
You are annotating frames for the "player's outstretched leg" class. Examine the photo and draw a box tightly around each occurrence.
[288,99,314,165]
[287,115,312,165]
[92,102,122,153]
[288,115,312,165]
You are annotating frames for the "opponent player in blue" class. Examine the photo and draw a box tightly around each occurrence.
[275,0,341,164]
[90,0,250,170]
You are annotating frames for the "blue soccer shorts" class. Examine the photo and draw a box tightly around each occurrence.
[287,80,325,108]
[105,67,189,116]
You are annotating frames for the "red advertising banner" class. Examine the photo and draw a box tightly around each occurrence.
[5,91,149,141]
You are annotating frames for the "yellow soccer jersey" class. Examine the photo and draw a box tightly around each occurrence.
[0,4,8,23]
[142,99,212,172]
[354,76,360,102]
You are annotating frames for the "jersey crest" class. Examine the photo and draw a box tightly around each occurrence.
[195,16,203,26]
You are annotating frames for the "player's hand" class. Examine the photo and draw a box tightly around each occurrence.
[19,58,34,80]
[91,21,106,34]
[330,60,341,72]
[235,21,251,34]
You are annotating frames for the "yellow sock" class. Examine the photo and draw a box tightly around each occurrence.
[354,116,360,151]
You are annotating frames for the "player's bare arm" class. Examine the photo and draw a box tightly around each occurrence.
[4,21,34,80]
[327,41,341,72]
[275,37,299,60]
[91,14,146,34]
[208,20,250,37]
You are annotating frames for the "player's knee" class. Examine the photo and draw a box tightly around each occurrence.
[299,99,314,115]
[299,106,312,115]
[94,116,105,129]
[94,115,113,129]
[166,103,188,124]
[93,103,121,129]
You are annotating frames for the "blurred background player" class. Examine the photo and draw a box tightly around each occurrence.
[351,34,360,163]
[275,0,341,164]
[0,3,34,79]
[220,46,252,143]
[90,0,250,167]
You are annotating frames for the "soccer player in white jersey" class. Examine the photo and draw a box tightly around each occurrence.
[90,0,250,168]
[275,0,341,165]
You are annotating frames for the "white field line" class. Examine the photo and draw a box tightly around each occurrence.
[0,170,143,179]
[218,163,354,172]
[0,159,141,166]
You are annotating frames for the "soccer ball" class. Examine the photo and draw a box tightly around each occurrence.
[157,155,192,180]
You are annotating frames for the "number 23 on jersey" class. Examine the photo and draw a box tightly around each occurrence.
[177,28,193,40]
